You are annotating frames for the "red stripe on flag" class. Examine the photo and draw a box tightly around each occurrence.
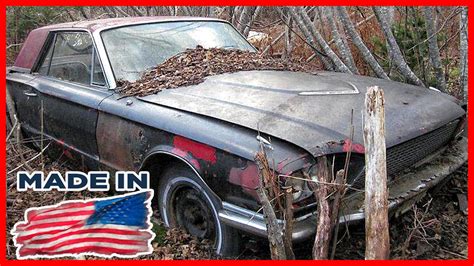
[20,220,84,231]
[28,210,95,222]
[15,224,84,243]
[19,237,145,254]
[25,228,149,245]
[19,245,147,257]
[26,202,94,220]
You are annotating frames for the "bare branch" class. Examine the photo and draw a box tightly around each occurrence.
[336,7,389,79]
[460,7,468,102]
[373,7,424,86]
[423,7,447,92]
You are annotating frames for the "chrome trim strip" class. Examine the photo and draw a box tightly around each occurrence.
[298,82,360,96]
[219,201,365,241]
[31,28,110,89]
[92,29,116,89]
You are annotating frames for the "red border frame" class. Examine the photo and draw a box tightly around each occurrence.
[1,3,472,264]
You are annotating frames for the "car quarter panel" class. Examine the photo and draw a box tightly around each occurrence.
[96,94,314,209]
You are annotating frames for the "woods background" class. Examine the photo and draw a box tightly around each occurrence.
[6,6,468,102]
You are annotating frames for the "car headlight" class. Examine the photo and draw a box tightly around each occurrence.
[284,172,312,202]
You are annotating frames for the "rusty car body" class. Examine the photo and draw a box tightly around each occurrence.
[7,17,467,256]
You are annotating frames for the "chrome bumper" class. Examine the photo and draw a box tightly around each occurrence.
[218,137,467,242]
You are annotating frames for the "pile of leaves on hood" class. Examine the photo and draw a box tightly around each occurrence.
[117,45,320,97]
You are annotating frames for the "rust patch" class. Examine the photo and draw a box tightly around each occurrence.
[229,162,259,190]
[173,136,217,164]
[342,139,365,154]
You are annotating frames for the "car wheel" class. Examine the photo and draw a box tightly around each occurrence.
[158,165,241,257]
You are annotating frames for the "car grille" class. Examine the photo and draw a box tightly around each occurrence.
[348,119,459,190]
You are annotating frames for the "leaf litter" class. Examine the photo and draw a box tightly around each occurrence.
[117,46,320,97]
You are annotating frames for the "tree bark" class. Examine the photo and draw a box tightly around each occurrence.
[78,7,89,19]
[326,7,359,74]
[363,86,390,260]
[373,7,425,86]
[130,6,145,16]
[236,6,254,34]
[460,7,468,103]
[282,15,293,60]
[294,6,352,73]
[283,187,295,260]
[255,151,287,260]
[112,7,130,17]
[232,6,243,26]
[423,7,447,92]
[287,7,334,70]
[242,6,262,38]
[311,156,332,260]
[336,7,389,80]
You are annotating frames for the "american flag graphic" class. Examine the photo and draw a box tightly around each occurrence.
[12,190,155,259]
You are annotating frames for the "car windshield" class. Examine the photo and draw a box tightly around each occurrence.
[101,21,256,82]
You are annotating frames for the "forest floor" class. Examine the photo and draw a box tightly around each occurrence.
[6,141,467,260]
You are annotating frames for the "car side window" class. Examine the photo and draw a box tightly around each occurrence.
[37,32,106,87]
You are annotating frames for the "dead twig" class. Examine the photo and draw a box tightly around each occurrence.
[7,142,51,175]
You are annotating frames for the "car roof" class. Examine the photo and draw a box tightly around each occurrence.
[35,16,225,32]
[13,16,225,71]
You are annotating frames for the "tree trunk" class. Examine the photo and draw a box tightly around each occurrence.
[423,7,447,92]
[130,6,145,16]
[232,6,243,26]
[311,156,332,260]
[282,15,293,60]
[373,7,425,86]
[255,151,287,260]
[294,7,352,73]
[286,7,334,70]
[112,7,130,17]
[363,86,390,260]
[79,7,89,19]
[242,6,262,38]
[460,7,468,103]
[326,7,359,74]
[283,187,295,260]
[336,7,389,80]
[236,7,254,34]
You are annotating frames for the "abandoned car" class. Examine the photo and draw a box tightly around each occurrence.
[7,17,467,256]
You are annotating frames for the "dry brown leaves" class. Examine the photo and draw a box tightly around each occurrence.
[151,228,217,260]
[117,46,320,97]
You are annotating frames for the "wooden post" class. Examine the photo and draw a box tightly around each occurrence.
[363,86,390,260]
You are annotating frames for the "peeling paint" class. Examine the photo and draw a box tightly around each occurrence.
[173,136,217,164]
[343,139,365,153]
[229,162,259,189]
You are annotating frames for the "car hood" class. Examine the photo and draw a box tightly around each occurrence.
[138,70,465,156]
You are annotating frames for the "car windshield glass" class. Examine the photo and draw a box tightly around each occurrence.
[101,21,256,82]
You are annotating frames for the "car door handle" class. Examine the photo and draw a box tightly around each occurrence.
[23,91,37,97]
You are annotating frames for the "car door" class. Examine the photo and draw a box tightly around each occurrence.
[6,71,42,140]
[30,30,113,168]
